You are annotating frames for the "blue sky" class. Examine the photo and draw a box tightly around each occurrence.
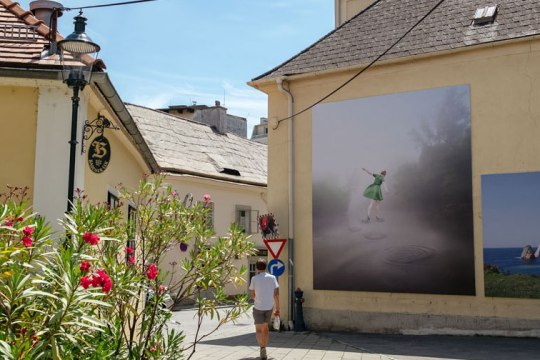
[482,172,540,248]
[19,0,334,135]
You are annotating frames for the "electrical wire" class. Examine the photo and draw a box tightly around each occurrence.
[63,0,157,11]
[275,0,448,125]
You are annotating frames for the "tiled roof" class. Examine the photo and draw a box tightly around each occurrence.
[126,104,268,186]
[0,0,102,69]
[254,0,540,81]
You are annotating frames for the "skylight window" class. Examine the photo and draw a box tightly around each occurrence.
[473,5,498,25]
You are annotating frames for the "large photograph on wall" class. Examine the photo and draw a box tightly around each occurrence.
[312,85,475,295]
[482,172,540,298]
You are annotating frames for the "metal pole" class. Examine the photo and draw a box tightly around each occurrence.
[67,83,80,213]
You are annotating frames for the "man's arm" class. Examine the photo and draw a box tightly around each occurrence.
[250,289,256,300]
[273,287,280,316]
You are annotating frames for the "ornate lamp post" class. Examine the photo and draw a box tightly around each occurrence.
[58,11,100,212]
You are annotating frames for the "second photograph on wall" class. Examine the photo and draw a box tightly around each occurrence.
[312,85,475,295]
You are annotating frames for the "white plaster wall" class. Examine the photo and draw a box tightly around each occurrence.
[33,85,87,231]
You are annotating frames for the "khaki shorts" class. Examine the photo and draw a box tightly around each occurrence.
[253,308,272,325]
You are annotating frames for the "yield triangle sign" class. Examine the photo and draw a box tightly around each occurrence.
[264,238,287,259]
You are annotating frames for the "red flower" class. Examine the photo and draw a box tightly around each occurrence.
[22,226,34,237]
[4,220,14,227]
[90,269,113,293]
[22,237,32,248]
[125,246,134,254]
[80,276,92,289]
[17,217,24,222]
[146,264,158,280]
[91,275,101,288]
[128,256,135,265]
[80,261,91,273]
[83,232,100,245]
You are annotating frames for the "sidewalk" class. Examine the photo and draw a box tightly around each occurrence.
[170,309,540,360]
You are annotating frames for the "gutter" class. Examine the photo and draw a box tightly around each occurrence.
[276,77,295,326]
[91,72,160,174]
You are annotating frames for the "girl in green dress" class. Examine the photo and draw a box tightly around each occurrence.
[361,168,387,223]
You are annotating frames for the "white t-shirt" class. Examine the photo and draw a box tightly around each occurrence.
[249,272,279,311]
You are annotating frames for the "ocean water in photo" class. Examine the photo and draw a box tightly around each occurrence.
[484,247,540,276]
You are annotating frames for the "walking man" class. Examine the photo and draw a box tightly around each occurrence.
[249,258,279,360]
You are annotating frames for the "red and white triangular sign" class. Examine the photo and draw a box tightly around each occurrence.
[264,238,287,259]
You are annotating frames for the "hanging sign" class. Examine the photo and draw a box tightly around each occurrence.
[264,238,287,259]
[268,258,286,277]
[88,135,111,173]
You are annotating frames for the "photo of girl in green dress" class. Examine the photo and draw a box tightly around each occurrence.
[361,168,387,223]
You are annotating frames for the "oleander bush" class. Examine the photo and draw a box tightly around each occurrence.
[0,176,255,359]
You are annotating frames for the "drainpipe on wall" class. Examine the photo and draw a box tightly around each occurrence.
[276,78,295,327]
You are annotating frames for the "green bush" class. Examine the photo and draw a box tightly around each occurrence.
[0,177,255,359]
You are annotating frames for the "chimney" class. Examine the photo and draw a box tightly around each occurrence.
[30,1,63,25]
[30,1,63,56]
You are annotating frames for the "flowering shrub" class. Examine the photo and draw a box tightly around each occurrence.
[0,177,255,359]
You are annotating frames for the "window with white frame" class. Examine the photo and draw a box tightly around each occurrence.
[235,205,259,234]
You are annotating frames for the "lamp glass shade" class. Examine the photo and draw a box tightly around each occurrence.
[58,12,100,55]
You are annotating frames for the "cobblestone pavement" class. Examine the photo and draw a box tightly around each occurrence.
[170,309,540,360]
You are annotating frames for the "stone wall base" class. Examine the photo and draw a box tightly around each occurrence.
[304,308,540,338]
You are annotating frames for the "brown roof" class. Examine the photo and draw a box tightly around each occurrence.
[0,0,103,70]
[253,0,540,81]
[126,103,267,187]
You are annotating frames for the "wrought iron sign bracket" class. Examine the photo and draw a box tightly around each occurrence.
[81,114,119,154]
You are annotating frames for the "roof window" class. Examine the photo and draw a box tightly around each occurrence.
[220,168,241,176]
[473,5,498,25]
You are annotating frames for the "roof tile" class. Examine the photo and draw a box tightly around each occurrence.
[254,0,540,81]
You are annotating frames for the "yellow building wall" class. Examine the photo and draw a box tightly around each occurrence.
[260,39,540,335]
[83,107,148,206]
[0,86,38,199]
[335,0,376,27]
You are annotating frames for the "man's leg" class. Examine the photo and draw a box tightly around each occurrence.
[255,323,266,347]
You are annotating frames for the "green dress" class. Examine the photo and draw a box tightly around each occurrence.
[363,174,384,201]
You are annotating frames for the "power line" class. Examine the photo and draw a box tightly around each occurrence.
[275,0,447,126]
[63,0,157,11]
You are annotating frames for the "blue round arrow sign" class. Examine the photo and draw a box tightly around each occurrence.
[268,259,286,277]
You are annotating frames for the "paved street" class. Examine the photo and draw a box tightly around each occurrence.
[170,308,540,360]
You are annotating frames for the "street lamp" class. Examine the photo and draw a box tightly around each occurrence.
[58,11,100,212]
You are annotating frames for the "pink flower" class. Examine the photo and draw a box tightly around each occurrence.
[80,276,92,289]
[80,261,91,273]
[4,219,14,227]
[146,263,158,280]
[125,246,134,254]
[22,237,32,248]
[83,232,100,245]
[127,256,135,265]
[171,190,178,198]
[22,226,34,237]
[203,194,211,203]
[158,285,166,294]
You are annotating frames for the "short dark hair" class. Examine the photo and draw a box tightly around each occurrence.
[256,258,267,271]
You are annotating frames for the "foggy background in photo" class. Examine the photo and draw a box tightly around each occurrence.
[312,85,475,295]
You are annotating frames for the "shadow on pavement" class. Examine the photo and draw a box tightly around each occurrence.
[321,332,540,360]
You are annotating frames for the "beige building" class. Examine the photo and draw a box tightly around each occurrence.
[127,104,268,295]
[158,101,248,138]
[0,0,155,230]
[250,0,540,336]
[0,0,268,300]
